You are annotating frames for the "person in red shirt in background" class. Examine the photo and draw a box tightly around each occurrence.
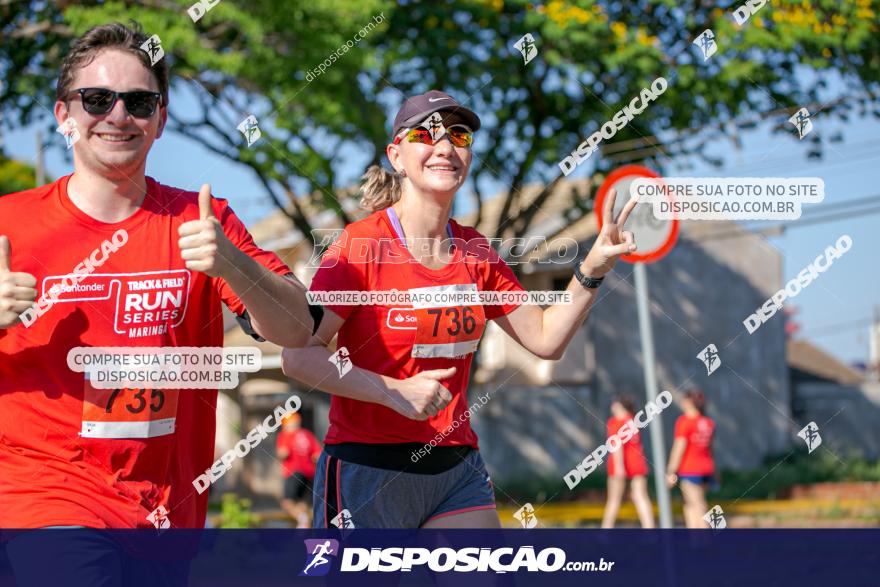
[666,389,718,528]
[276,412,322,528]
[601,394,655,528]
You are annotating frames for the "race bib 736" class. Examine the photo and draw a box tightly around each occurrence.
[410,284,486,359]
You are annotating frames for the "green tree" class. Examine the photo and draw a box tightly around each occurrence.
[2,0,878,242]
[0,156,37,195]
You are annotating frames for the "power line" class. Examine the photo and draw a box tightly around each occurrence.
[801,317,873,337]
[608,135,880,171]
[693,196,880,242]
[723,141,880,173]
[774,203,880,230]
[745,150,880,176]
[801,193,880,216]
[598,92,872,161]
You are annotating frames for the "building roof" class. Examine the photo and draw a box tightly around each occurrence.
[787,339,864,385]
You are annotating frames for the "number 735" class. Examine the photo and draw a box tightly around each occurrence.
[105,388,165,414]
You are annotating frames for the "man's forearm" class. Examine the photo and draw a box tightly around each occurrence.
[222,248,313,347]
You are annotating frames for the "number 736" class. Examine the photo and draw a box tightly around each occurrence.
[426,307,477,337]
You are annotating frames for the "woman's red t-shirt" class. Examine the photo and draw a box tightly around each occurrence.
[309,210,526,448]
[606,415,649,477]
[674,414,715,475]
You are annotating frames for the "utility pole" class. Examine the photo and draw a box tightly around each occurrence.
[35,130,46,186]
[870,306,880,382]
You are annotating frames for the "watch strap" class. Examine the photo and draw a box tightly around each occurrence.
[574,264,604,289]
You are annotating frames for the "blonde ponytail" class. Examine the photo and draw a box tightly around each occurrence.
[359,165,403,212]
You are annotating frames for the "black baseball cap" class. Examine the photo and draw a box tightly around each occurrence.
[392,90,481,137]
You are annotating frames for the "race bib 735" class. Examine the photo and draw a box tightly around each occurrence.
[81,375,178,439]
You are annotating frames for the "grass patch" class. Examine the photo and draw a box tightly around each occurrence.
[495,448,880,504]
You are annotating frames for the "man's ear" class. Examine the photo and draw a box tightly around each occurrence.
[53,100,69,126]
[155,103,168,139]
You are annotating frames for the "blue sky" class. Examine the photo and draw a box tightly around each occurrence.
[4,89,878,368]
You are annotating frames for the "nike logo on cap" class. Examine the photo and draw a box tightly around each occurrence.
[427,97,450,102]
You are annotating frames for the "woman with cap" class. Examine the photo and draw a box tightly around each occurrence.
[281,90,639,529]
[666,389,718,528]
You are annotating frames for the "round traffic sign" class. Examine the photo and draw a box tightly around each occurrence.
[594,165,678,264]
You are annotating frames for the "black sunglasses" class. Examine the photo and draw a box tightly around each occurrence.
[67,88,162,118]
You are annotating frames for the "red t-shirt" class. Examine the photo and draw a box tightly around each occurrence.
[606,415,649,477]
[309,210,525,447]
[276,428,321,479]
[0,174,290,529]
[674,414,715,475]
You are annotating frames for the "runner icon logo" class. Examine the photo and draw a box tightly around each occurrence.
[703,505,727,529]
[693,29,717,60]
[798,421,822,454]
[139,34,164,66]
[300,539,340,576]
[331,509,355,529]
[514,503,538,528]
[697,344,721,376]
[514,33,538,65]
[56,118,80,149]
[789,107,813,139]
[238,115,262,147]
[424,112,445,142]
[329,347,352,377]
[146,505,171,530]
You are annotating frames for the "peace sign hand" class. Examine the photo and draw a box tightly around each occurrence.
[580,188,638,278]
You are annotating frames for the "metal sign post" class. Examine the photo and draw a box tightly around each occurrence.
[633,262,673,528]
[595,165,678,528]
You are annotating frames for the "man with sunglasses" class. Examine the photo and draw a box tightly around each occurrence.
[0,21,317,581]
[282,90,638,528]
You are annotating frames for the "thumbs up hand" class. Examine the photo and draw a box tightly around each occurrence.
[0,235,38,328]
[178,184,239,278]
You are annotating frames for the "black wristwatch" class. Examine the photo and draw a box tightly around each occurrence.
[574,263,604,289]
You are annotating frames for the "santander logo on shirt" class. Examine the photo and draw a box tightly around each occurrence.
[387,307,417,330]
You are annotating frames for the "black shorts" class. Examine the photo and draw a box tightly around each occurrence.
[283,472,312,501]
[6,529,191,587]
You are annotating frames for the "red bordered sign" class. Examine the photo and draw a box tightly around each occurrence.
[594,165,679,264]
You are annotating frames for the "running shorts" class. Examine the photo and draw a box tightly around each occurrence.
[678,474,720,491]
[312,447,495,528]
[283,472,313,501]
